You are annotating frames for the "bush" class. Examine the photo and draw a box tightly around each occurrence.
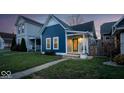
[45,51,55,55]
[113,54,124,65]
[111,48,120,57]
[20,38,27,52]
[11,36,16,51]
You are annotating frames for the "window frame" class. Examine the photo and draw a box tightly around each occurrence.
[22,24,25,33]
[53,37,59,50]
[46,38,51,50]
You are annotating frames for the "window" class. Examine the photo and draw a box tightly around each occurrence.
[18,26,21,34]
[46,38,51,49]
[53,37,59,49]
[22,24,25,33]
[106,36,110,40]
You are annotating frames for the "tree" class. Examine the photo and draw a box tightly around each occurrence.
[20,38,27,52]
[10,36,16,51]
[67,14,84,26]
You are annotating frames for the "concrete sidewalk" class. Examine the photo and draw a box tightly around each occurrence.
[10,58,68,79]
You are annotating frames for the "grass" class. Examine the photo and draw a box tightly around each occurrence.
[0,51,61,74]
[26,57,124,79]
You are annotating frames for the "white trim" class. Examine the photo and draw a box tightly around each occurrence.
[52,15,67,29]
[112,26,124,35]
[56,53,66,56]
[34,39,36,52]
[65,32,67,54]
[41,15,67,35]
[46,38,51,50]
[112,16,124,35]
[53,37,59,50]
[113,16,124,27]
[40,35,42,53]
[66,30,89,33]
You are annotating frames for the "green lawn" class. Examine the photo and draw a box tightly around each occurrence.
[26,57,124,79]
[0,52,61,74]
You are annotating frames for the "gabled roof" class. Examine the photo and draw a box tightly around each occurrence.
[52,15,72,30]
[15,16,43,26]
[41,15,97,38]
[71,21,95,32]
[100,21,116,35]
[0,32,15,39]
[116,18,124,28]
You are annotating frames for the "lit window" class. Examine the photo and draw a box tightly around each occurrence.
[53,37,59,49]
[46,38,51,49]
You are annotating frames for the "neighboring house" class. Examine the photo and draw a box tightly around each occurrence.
[40,15,97,56]
[0,36,4,49]
[112,16,124,54]
[0,32,15,49]
[100,22,116,56]
[15,16,43,52]
[101,22,116,41]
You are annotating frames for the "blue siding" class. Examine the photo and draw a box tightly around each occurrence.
[42,24,66,53]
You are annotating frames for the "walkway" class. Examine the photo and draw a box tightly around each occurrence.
[10,58,69,79]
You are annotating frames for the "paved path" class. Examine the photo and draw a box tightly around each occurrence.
[10,58,69,79]
[103,61,124,67]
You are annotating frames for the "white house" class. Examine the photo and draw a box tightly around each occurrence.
[0,36,4,49]
[15,16,43,52]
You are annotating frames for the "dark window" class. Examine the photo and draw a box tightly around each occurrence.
[18,26,21,34]
[106,37,110,40]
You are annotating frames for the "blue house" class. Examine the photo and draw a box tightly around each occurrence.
[40,15,97,57]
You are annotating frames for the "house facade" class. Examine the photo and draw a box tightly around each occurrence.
[112,16,124,54]
[0,32,15,49]
[15,15,97,57]
[15,16,43,52]
[40,15,97,56]
[100,22,116,56]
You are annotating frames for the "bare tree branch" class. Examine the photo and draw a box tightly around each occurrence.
[68,14,83,26]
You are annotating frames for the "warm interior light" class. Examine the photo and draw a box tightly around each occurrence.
[78,38,83,43]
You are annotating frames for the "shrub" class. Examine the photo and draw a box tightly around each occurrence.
[15,44,21,51]
[45,51,55,55]
[113,54,124,65]
[11,36,16,51]
[20,38,27,52]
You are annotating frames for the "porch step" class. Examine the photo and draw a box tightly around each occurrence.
[63,54,94,59]
[63,54,80,58]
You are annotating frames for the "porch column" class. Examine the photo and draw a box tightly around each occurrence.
[35,39,36,52]
[86,38,89,54]
[82,34,86,54]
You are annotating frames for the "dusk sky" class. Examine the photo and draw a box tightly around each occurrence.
[0,14,123,39]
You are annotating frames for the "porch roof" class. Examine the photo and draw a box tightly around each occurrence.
[28,36,40,39]
[66,30,93,37]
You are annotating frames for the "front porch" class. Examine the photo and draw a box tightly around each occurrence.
[66,31,94,59]
[27,37,41,52]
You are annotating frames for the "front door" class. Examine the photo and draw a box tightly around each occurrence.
[73,38,78,52]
